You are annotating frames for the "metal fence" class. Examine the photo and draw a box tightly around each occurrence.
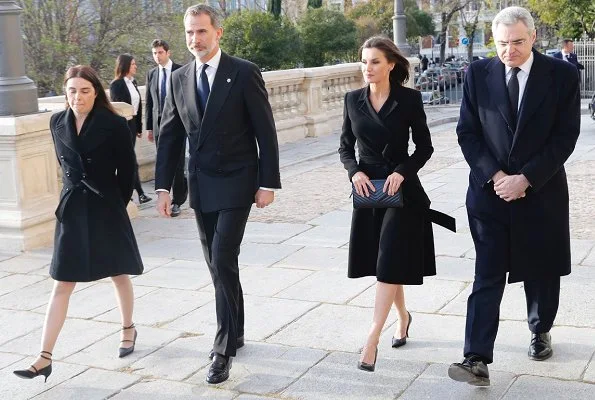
[414,65,466,108]
[575,39,595,99]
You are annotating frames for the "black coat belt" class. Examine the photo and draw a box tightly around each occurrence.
[55,179,104,222]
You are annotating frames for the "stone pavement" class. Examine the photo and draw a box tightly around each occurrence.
[0,110,594,399]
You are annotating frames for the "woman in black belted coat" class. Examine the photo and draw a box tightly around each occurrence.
[339,37,454,372]
[13,66,143,383]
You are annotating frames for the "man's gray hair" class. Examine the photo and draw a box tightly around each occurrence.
[491,6,535,35]
[184,4,222,28]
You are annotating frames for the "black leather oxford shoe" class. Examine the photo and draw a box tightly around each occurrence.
[528,332,553,361]
[448,355,490,386]
[206,354,232,384]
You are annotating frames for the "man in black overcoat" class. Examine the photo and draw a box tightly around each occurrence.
[154,4,281,384]
[448,7,581,386]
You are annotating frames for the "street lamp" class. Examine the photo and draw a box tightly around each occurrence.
[393,0,411,56]
[0,1,38,116]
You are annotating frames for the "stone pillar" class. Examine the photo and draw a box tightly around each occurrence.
[393,0,411,56]
[405,57,420,89]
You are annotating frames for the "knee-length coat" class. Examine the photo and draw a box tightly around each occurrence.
[49,107,143,282]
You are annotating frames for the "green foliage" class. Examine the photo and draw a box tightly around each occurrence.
[527,0,595,38]
[221,11,301,71]
[307,0,323,8]
[298,8,358,67]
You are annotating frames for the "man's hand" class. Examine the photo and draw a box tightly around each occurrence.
[136,131,142,138]
[383,172,404,196]
[494,174,529,202]
[147,130,154,143]
[492,170,508,183]
[255,189,274,208]
[156,191,172,217]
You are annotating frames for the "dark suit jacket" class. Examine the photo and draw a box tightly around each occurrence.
[145,62,182,141]
[109,78,143,133]
[552,51,584,70]
[457,49,581,282]
[155,51,281,212]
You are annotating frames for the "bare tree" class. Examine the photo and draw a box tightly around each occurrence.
[460,1,485,62]
[435,0,473,63]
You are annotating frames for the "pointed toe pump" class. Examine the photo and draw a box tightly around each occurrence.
[119,323,138,358]
[392,311,412,348]
[13,351,53,382]
[357,347,378,372]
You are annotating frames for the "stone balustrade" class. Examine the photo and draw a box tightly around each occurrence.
[0,59,417,251]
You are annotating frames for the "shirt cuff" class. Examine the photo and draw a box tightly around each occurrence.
[155,189,169,193]
[259,187,276,191]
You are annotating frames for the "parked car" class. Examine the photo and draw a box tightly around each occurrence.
[415,75,440,91]
[421,91,450,105]
[422,68,446,91]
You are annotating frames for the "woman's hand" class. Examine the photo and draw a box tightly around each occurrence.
[383,172,404,196]
[352,172,375,197]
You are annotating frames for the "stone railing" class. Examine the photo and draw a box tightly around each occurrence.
[0,59,417,251]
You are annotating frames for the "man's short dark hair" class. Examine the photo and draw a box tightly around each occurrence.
[151,39,170,52]
[561,39,574,46]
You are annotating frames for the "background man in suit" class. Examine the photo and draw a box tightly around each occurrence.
[154,4,281,384]
[448,7,581,386]
[553,39,585,72]
[145,39,188,217]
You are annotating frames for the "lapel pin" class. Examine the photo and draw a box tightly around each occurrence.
[226,78,231,83]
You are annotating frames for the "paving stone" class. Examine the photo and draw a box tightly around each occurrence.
[571,239,595,265]
[239,243,303,266]
[0,253,18,262]
[283,226,350,248]
[0,254,51,274]
[0,274,46,296]
[0,310,44,346]
[0,271,8,279]
[0,319,120,359]
[33,368,140,400]
[398,363,516,399]
[112,379,238,399]
[165,295,316,341]
[129,336,212,381]
[243,222,312,244]
[582,246,595,266]
[132,217,199,239]
[140,256,176,271]
[434,256,476,282]
[432,231,475,257]
[238,266,313,297]
[236,395,279,400]
[0,352,24,369]
[94,288,212,326]
[137,238,204,260]
[0,359,88,400]
[272,246,348,271]
[0,278,55,311]
[64,326,181,370]
[131,263,212,291]
[276,270,373,304]
[267,304,397,353]
[501,375,595,400]
[307,210,352,228]
[349,278,467,313]
[186,342,327,395]
[281,351,426,400]
[584,357,595,383]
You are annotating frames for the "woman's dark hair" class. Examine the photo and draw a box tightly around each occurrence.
[359,36,410,86]
[114,53,135,79]
[63,65,115,113]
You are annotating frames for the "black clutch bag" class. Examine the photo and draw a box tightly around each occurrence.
[352,179,403,209]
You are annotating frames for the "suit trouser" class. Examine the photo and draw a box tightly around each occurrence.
[127,119,144,196]
[194,207,250,357]
[155,121,188,206]
[464,210,560,364]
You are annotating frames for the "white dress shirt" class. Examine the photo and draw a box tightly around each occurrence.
[561,50,571,62]
[124,76,140,116]
[158,59,173,98]
[505,52,533,111]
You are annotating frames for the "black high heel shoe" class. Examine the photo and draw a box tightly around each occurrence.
[357,347,378,372]
[13,351,53,382]
[392,311,412,348]
[119,323,138,358]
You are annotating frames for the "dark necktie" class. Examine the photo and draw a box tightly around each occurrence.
[198,64,210,113]
[508,67,520,121]
[159,68,167,113]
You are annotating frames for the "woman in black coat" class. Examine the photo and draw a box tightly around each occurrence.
[109,54,151,204]
[13,66,143,382]
[339,37,437,372]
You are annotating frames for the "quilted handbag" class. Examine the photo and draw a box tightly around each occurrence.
[352,179,403,209]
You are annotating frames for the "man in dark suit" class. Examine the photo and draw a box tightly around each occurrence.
[145,39,188,217]
[154,4,281,384]
[448,7,581,386]
[553,39,585,72]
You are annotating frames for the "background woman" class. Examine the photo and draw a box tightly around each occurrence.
[109,54,151,204]
[339,36,437,372]
[13,65,143,382]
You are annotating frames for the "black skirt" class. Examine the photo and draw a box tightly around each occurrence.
[347,163,436,285]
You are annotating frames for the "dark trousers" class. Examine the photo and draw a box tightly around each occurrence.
[194,207,250,357]
[127,119,144,196]
[155,124,188,206]
[464,210,560,364]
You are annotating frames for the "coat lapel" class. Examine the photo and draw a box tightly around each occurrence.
[179,60,202,129]
[198,52,238,148]
[77,108,114,153]
[53,109,79,153]
[485,58,515,134]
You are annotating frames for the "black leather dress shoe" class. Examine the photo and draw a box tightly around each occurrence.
[171,204,181,217]
[209,336,244,360]
[448,355,490,386]
[529,332,552,361]
[206,354,232,384]
[139,194,152,204]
